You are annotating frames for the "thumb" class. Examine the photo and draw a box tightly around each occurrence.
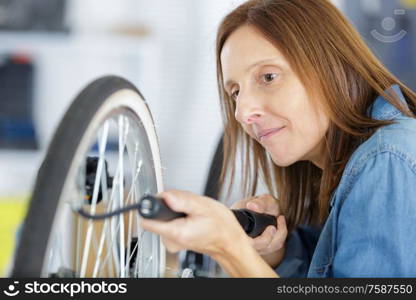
[158,190,205,215]
[246,201,264,213]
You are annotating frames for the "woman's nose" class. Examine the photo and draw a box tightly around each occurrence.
[241,112,262,125]
[235,99,263,125]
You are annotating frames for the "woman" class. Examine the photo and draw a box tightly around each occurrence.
[141,0,416,277]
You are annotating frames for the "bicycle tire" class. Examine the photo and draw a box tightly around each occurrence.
[12,76,165,278]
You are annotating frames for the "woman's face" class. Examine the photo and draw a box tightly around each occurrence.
[220,25,329,168]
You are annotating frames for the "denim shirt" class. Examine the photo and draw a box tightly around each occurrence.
[275,84,416,277]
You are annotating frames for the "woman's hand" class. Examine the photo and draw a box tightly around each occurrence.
[139,190,250,258]
[139,190,279,277]
[231,194,288,268]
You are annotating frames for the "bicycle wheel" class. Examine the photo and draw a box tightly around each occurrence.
[12,76,165,278]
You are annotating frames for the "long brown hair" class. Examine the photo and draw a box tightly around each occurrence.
[216,0,416,233]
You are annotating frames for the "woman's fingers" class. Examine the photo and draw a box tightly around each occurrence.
[230,194,279,216]
[252,225,276,250]
[139,190,204,241]
[140,217,184,238]
[274,215,288,244]
[246,194,279,215]
[246,200,264,213]
[158,190,192,214]
[159,190,215,216]
[252,215,287,255]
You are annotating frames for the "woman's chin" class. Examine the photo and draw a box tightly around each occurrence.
[270,154,297,167]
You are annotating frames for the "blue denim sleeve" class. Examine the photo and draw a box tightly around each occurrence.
[333,152,416,277]
[275,225,322,277]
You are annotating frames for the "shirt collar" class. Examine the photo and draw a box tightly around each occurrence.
[329,84,407,209]
[368,84,407,120]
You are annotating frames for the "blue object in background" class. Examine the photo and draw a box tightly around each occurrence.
[0,54,38,149]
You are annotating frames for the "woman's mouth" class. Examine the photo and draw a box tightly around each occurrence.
[259,127,285,142]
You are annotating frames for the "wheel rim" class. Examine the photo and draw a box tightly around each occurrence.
[41,89,164,278]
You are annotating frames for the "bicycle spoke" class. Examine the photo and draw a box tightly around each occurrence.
[98,219,121,276]
[91,149,113,277]
[80,121,109,277]
[124,159,143,273]
[118,116,128,277]
[109,167,121,276]
[91,151,122,277]
[124,143,137,276]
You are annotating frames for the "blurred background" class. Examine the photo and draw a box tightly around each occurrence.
[0,0,415,276]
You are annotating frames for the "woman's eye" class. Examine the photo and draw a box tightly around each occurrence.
[262,73,278,83]
[231,90,239,101]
